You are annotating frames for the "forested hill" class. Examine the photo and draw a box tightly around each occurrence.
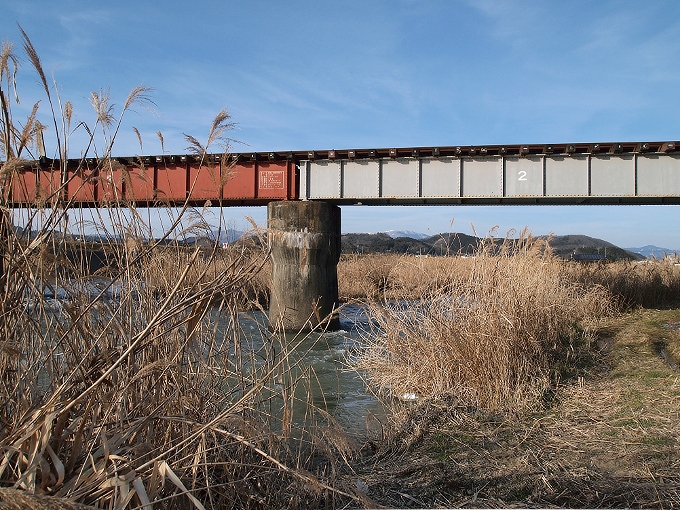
[341,233,478,256]
[539,235,644,261]
[341,233,644,261]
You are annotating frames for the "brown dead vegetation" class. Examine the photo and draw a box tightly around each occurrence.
[4,29,680,509]
[1,32,359,509]
[353,235,613,412]
[338,242,680,309]
[343,238,680,508]
[352,308,680,508]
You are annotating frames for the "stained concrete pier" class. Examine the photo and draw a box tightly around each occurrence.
[267,201,341,331]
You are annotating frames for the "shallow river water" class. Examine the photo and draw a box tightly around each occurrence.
[36,280,388,436]
[234,303,386,436]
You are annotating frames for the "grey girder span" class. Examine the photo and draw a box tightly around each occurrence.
[300,152,680,206]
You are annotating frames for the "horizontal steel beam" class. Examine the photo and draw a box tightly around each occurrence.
[3,141,679,206]
[301,151,680,206]
[8,140,680,168]
[7,157,298,207]
[298,141,678,161]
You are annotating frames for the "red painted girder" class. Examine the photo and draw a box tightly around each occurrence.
[7,157,297,206]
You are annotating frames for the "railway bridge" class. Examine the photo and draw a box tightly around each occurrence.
[8,140,680,330]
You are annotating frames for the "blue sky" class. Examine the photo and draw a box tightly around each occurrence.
[3,1,680,249]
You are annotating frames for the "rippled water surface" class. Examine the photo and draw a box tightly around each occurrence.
[34,279,387,436]
[234,303,386,435]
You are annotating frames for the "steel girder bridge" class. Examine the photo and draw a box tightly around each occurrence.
[6,140,679,330]
[7,140,680,207]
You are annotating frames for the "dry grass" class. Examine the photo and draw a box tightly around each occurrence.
[141,244,271,310]
[339,253,457,301]
[342,245,680,507]
[564,257,680,309]
[338,254,401,300]
[352,235,614,412]
[0,31,359,509]
[352,308,680,508]
[340,246,680,308]
[342,237,679,415]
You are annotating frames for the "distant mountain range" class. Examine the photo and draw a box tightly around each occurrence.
[342,232,478,256]
[16,226,675,261]
[625,245,679,258]
[379,230,678,260]
[538,234,644,261]
[341,232,653,261]
[165,229,680,261]
[381,230,431,240]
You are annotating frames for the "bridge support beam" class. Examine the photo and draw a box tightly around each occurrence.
[268,201,341,331]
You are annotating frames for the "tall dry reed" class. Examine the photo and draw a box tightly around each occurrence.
[142,242,271,309]
[0,31,357,509]
[563,258,680,309]
[354,235,614,413]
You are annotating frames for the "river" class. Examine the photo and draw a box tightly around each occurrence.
[233,303,387,436]
[34,280,387,437]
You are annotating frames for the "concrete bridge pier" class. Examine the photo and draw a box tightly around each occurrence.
[267,201,341,331]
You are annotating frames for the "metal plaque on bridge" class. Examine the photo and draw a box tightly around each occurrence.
[504,156,543,197]
[461,157,502,197]
[381,158,420,198]
[421,158,460,198]
[637,154,680,196]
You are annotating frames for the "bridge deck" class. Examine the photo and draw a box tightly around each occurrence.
[9,156,297,207]
[5,141,679,207]
[301,152,680,205]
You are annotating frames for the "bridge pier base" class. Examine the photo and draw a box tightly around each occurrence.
[267,201,341,331]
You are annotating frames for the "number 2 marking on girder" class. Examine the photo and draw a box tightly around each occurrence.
[518,170,527,181]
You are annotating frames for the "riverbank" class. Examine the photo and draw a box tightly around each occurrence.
[4,242,680,508]
[349,307,680,508]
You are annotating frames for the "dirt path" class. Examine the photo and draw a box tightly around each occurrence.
[353,308,680,508]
